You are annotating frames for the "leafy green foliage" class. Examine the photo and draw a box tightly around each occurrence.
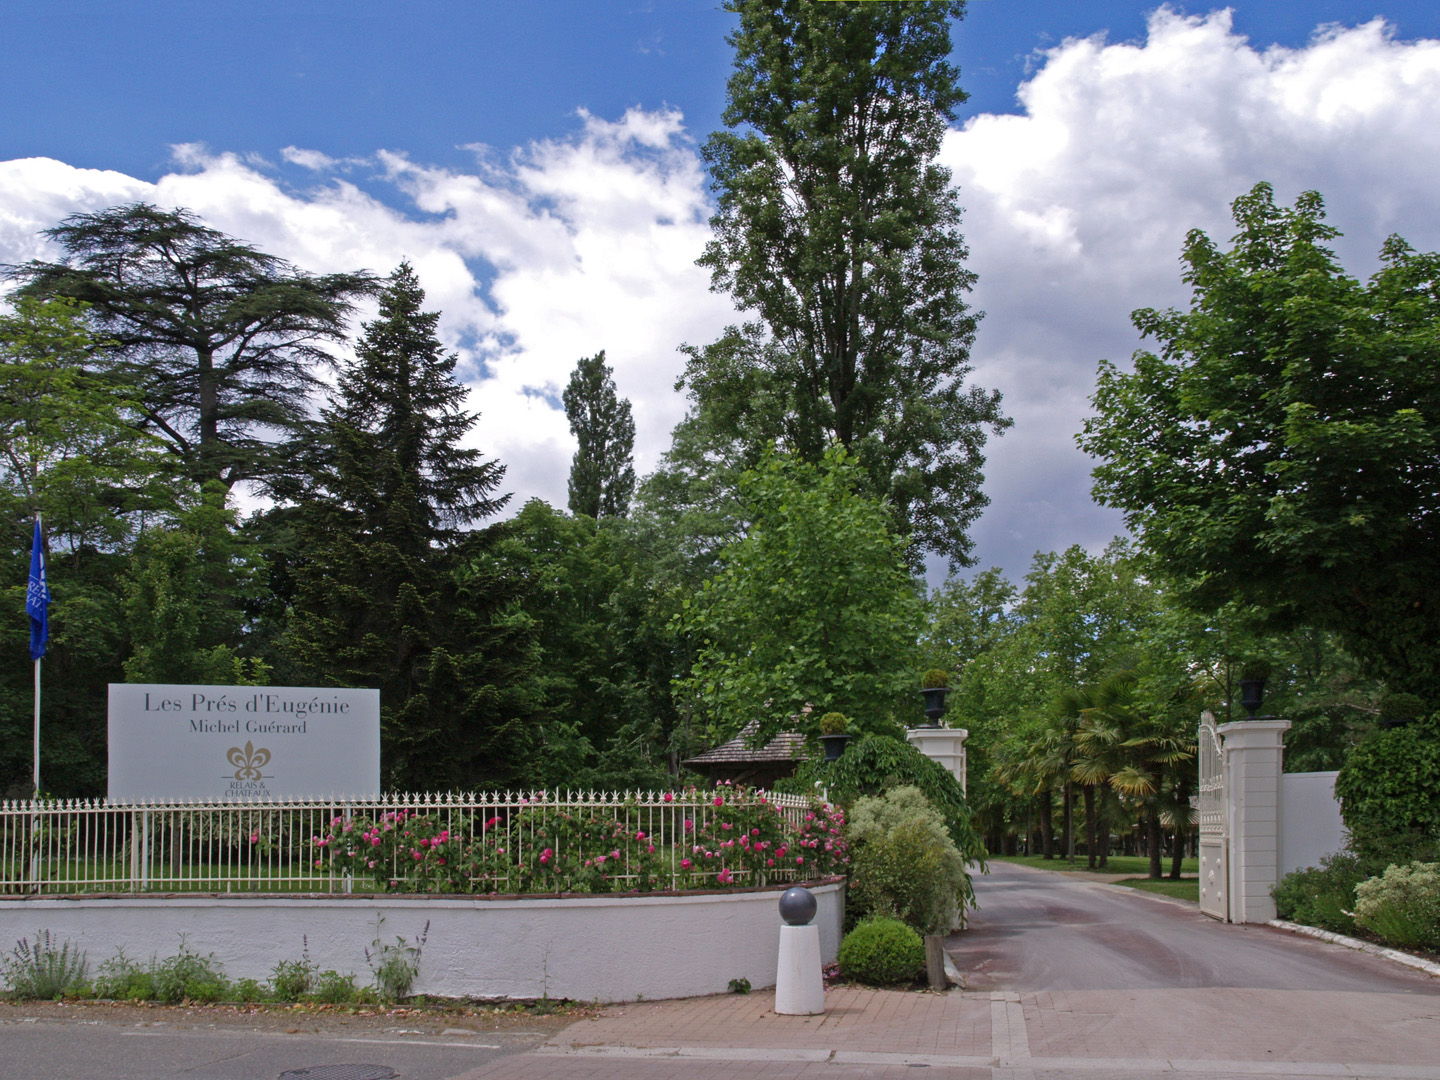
[846,786,972,932]
[564,351,636,519]
[1272,852,1371,935]
[818,712,850,736]
[1335,716,1440,859]
[496,500,680,790]
[1354,861,1440,952]
[10,202,375,490]
[92,942,229,1004]
[837,918,924,986]
[791,735,983,867]
[663,0,1007,567]
[365,917,428,1003]
[677,449,922,748]
[1,931,88,1000]
[1082,182,1440,698]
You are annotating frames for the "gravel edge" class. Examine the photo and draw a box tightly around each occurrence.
[1267,919,1440,978]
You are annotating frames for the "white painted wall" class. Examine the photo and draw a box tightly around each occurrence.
[0,881,844,1003]
[1280,771,1347,877]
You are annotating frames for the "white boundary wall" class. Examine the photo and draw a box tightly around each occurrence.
[0,881,843,1002]
[1280,770,1346,877]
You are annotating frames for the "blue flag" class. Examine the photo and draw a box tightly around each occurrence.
[27,518,48,661]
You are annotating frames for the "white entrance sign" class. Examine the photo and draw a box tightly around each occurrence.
[108,684,380,801]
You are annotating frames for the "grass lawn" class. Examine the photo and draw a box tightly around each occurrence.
[1117,877,1199,902]
[995,853,1199,876]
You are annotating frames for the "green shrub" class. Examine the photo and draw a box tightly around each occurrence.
[90,944,229,1004]
[785,735,986,868]
[1,931,88,1001]
[1335,715,1440,859]
[837,918,924,986]
[1354,862,1440,952]
[921,670,949,689]
[270,953,317,1000]
[366,917,428,1002]
[307,970,361,1004]
[232,978,268,1003]
[1272,852,1371,935]
[818,712,850,735]
[93,952,154,1002]
[152,943,229,1004]
[847,786,970,933]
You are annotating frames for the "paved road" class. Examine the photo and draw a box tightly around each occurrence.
[0,1009,562,1080]
[950,860,1440,994]
[6,867,1440,1080]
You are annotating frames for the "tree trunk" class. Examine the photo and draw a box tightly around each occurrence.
[1063,781,1074,864]
[1169,818,1186,880]
[1147,811,1163,879]
[1039,793,1054,859]
[1083,785,1097,869]
[1096,802,1110,869]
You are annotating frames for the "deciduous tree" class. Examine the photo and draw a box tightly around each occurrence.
[1081,183,1440,698]
[563,351,635,519]
[659,0,1008,566]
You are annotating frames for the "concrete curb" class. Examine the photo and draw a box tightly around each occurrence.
[1268,918,1440,978]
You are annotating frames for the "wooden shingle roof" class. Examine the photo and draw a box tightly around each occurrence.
[683,720,808,766]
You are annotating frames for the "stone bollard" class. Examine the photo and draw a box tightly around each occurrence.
[774,886,824,1015]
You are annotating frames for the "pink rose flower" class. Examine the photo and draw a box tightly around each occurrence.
[680,858,692,869]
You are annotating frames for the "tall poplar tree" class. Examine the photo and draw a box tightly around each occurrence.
[657,0,1008,566]
[286,263,533,789]
[563,350,636,519]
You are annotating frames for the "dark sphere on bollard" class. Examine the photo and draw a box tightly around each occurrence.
[779,886,817,926]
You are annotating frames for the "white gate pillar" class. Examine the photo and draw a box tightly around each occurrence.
[905,727,968,796]
[1217,719,1291,924]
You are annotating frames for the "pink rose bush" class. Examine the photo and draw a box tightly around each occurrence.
[312,784,848,895]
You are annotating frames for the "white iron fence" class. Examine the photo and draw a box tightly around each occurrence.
[1,789,822,896]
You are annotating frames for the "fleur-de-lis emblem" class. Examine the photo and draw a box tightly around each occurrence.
[227,741,272,781]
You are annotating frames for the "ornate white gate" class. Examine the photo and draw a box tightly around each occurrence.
[1198,710,1228,920]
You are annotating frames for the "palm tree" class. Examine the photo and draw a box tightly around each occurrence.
[1073,668,1198,879]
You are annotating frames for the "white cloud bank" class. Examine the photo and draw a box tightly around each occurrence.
[0,108,733,518]
[946,7,1440,573]
[3,8,1440,577]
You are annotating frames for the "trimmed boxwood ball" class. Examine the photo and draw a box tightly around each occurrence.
[837,918,924,986]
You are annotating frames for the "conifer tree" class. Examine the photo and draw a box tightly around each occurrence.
[9,203,374,490]
[286,264,534,789]
[563,350,636,519]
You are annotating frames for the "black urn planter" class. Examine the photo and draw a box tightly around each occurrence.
[818,733,851,761]
[919,686,950,725]
[1238,678,1266,719]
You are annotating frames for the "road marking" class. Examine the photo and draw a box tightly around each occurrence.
[118,1030,499,1050]
[990,990,1034,1079]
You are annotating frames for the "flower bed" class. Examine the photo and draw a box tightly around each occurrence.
[313,783,848,894]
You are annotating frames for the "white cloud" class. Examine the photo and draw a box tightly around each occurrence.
[0,112,735,518]
[943,7,1440,575]
[5,10,1440,577]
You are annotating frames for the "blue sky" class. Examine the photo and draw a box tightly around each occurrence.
[4,2,1440,578]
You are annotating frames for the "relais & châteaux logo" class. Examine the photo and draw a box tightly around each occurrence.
[226,740,273,794]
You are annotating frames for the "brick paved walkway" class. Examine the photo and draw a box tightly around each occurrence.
[456,981,1440,1080]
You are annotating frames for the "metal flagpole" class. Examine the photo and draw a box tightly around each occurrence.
[26,514,48,891]
[28,514,47,798]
